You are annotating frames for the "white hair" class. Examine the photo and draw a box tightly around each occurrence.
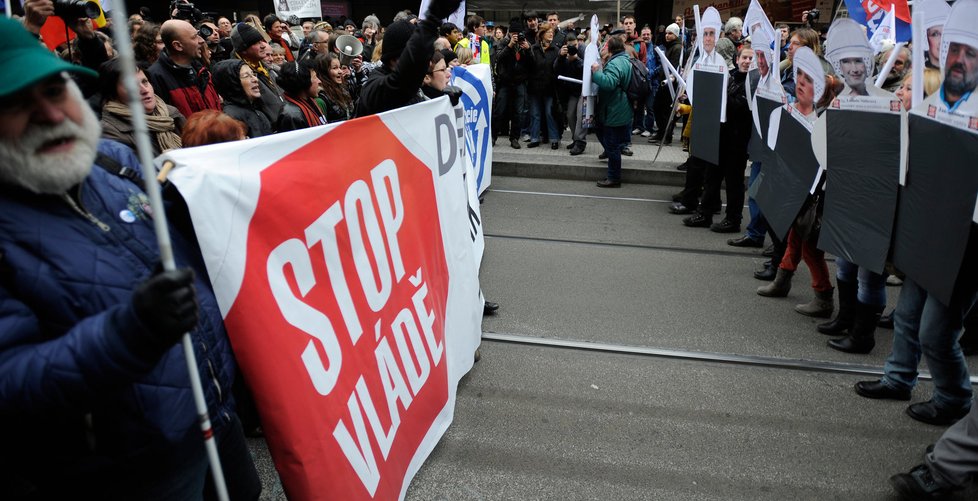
[0,78,100,194]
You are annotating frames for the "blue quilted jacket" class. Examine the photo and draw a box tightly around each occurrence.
[0,140,237,491]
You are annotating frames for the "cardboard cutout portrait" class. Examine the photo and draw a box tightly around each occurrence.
[687,6,727,165]
[754,105,822,240]
[817,109,902,274]
[689,70,724,164]
[825,18,893,98]
[581,14,601,126]
[892,0,978,305]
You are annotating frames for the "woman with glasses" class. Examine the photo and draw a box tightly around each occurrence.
[212,59,274,138]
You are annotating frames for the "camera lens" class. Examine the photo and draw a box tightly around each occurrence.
[198,24,213,38]
[53,0,101,20]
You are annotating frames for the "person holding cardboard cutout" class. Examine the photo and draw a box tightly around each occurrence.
[817,18,896,354]
[856,0,978,429]
[757,47,834,319]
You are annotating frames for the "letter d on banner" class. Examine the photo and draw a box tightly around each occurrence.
[434,113,456,175]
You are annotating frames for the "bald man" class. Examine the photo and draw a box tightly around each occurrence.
[146,19,222,117]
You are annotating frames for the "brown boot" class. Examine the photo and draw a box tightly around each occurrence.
[795,288,834,318]
[757,269,793,297]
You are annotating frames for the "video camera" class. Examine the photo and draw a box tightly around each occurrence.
[171,0,203,24]
[53,0,101,20]
[805,8,820,26]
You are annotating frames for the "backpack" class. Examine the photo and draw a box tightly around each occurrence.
[624,56,651,101]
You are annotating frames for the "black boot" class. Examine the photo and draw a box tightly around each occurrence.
[818,279,856,335]
[828,303,884,354]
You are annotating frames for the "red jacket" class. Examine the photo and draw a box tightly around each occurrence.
[146,51,222,118]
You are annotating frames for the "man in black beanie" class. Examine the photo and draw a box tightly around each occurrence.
[231,22,284,122]
[355,0,463,117]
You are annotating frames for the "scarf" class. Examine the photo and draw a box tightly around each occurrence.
[272,37,295,62]
[284,94,327,127]
[103,98,183,153]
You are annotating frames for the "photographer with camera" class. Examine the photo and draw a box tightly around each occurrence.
[492,20,532,149]
[555,39,587,154]
[22,0,110,81]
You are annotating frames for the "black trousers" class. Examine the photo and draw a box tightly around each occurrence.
[699,152,747,222]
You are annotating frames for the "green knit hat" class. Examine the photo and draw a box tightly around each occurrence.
[0,17,98,97]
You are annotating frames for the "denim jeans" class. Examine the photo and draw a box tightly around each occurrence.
[835,257,887,306]
[528,93,558,142]
[643,87,658,132]
[493,83,527,140]
[596,123,630,181]
[745,161,769,241]
[883,278,975,410]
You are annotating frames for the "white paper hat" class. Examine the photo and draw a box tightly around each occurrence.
[825,18,874,77]
[919,0,951,30]
[700,7,722,35]
[941,0,978,71]
[743,0,773,38]
[750,27,775,62]
[793,46,825,103]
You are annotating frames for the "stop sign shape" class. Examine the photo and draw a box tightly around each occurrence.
[222,116,451,500]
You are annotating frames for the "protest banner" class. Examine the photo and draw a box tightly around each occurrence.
[161,97,483,500]
[273,0,322,20]
[451,64,493,195]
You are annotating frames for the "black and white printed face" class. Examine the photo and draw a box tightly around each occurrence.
[840,57,868,94]
[702,27,717,54]
[944,41,978,100]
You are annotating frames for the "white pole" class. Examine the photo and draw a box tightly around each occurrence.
[911,7,924,107]
[106,6,230,501]
[875,41,905,88]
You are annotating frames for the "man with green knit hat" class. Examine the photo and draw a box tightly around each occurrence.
[0,16,260,501]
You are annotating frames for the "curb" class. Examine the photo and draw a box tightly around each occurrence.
[492,160,686,187]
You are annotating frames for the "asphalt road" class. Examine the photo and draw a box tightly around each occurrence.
[249,175,978,500]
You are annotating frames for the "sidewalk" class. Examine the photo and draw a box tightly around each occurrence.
[492,131,689,187]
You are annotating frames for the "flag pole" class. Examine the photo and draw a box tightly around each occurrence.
[106,6,230,501]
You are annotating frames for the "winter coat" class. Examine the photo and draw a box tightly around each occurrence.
[527,42,559,96]
[0,139,237,495]
[554,53,584,95]
[355,18,439,117]
[719,69,753,159]
[212,59,274,138]
[591,50,633,127]
[494,41,532,86]
[145,50,221,119]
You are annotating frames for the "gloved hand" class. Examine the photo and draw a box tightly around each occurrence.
[425,0,463,22]
[131,268,199,351]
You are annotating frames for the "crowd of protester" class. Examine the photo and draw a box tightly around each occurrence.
[1,0,976,498]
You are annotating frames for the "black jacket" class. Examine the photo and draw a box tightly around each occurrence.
[355,19,439,117]
[211,59,273,138]
[719,69,752,158]
[554,53,584,95]
[527,42,559,96]
[494,42,532,86]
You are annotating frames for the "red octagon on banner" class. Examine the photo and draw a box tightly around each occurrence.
[222,116,451,501]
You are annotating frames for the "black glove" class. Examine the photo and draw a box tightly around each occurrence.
[130,268,199,354]
[425,0,462,21]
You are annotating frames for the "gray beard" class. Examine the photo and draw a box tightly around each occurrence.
[0,82,101,195]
